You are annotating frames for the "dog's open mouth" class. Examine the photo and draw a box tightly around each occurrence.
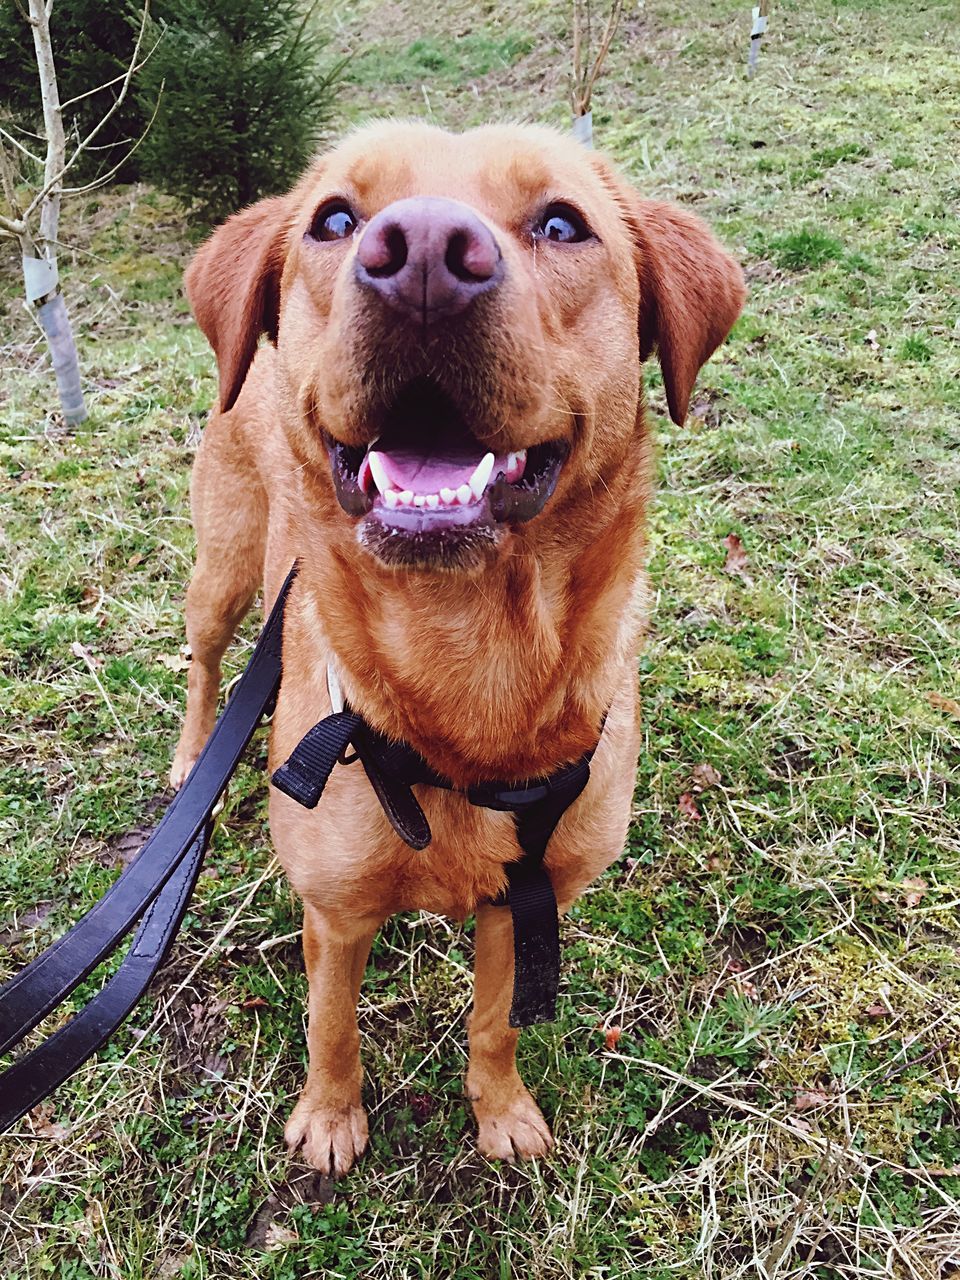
[325,380,567,559]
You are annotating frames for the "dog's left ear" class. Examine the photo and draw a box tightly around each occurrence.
[595,160,745,425]
[631,199,745,425]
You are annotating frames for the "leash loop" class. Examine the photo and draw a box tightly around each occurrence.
[0,564,299,1131]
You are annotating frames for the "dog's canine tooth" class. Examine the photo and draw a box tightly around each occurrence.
[367,451,390,496]
[469,452,495,500]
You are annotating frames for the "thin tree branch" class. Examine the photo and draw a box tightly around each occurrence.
[59,56,154,111]
[571,0,623,116]
[22,1,156,227]
[583,0,623,103]
[0,213,28,238]
[60,85,163,198]
[0,126,44,166]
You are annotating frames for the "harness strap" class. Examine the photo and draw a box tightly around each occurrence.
[272,708,598,1027]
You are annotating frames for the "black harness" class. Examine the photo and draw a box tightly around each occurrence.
[0,564,598,1130]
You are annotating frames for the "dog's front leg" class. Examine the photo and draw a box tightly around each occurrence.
[285,902,379,1177]
[465,902,554,1161]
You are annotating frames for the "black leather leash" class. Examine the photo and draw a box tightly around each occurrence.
[0,565,298,1131]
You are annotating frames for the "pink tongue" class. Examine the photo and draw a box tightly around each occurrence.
[378,447,485,492]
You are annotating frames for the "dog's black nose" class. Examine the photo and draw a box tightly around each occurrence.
[355,196,503,323]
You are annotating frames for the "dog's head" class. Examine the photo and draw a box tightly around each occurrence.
[186,122,744,573]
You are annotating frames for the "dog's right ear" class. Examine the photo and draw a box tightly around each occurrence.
[184,196,292,413]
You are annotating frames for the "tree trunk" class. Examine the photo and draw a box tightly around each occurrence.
[28,0,87,425]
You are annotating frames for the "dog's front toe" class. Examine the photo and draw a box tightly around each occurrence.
[284,1094,369,1177]
[470,1085,554,1162]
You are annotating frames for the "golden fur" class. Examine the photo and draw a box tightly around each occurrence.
[171,121,744,1174]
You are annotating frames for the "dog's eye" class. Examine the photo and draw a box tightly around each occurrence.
[310,201,358,242]
[534,203,592,244]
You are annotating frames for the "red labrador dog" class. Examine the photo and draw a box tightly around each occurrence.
[172,121,744,1174]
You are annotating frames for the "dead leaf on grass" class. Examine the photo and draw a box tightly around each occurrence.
[157,652,191,672]
[927,691,960,719]
[603,1025,622,1051]
[678,792,701,822]
[29,1104,70,1140]
[793,1089,832,1112]
[901,876,928,908]
[723,533,752,582]
[691,762,721,791]
[264,1224,299,1251]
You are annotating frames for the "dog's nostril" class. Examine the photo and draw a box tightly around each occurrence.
[445,229,497,283]
[361,224,408,277]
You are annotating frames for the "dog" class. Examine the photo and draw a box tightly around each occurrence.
[171,120,744,1175]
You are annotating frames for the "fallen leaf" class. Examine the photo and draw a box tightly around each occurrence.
[927,691,960,719]
[29,1104,69,1140]
[901,876,928,908]
[691,762,721,791]
[603,1025,622,1051]
[793,1089,831,1112]
[157,652,191,672]
[864,328,880,350]
[790,1116,814,1134]
[865,1003,888,1019]
[678,792,701,822]
[70,640,103,668]
[127,551,144,568]
[264,1223,299,1251]
[722,533,751,581]
[241,996,268,1009]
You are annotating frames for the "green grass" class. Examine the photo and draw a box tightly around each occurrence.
[2,0,960,1277]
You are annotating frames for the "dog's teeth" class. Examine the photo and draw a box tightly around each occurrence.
[413,494,426,507]
[367,451,391,496]
[426,493,440,508]
[440,487,457,504]
[384,488,400,509]
[398,489,414,505]
[505,448,527,482]
[456,483,473,505]
[468,452,495,499]
[358,453,373,493]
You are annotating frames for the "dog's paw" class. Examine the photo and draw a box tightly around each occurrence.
[284,1095,369,1177]
[169,748,197,791]
[470,1086,554,1162]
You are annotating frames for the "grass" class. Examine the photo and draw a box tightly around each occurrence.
[2,0,959,1276]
